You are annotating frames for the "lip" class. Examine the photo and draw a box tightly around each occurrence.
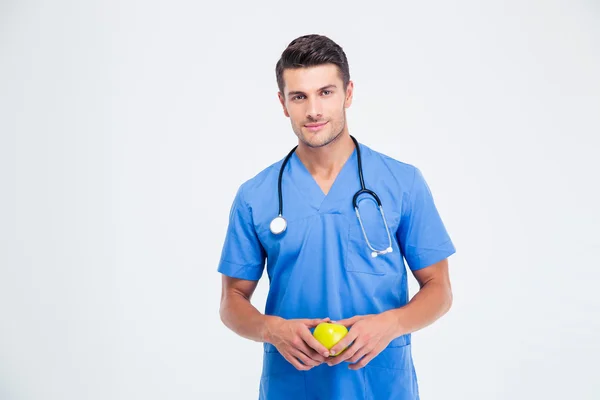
[304,121,328,132]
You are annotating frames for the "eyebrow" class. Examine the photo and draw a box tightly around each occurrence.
[287,84,337,97]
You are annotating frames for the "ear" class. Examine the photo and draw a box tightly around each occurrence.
[344,81,354,108]
[278,92,290,117]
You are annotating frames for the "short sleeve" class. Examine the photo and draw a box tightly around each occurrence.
[217,185,266,280]
[397,167,456,271]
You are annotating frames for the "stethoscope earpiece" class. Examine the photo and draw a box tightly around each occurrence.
[371,247,393,258]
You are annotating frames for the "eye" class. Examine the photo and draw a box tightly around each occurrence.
[322,90,332,96]
[292,95,306,101]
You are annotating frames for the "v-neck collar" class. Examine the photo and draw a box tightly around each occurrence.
[288,146,358,212]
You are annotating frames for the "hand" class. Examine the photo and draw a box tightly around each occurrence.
[266,317,332,371]
[326,313,397,370]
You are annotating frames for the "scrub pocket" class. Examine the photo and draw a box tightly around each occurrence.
[259,350,307,400]
[363,343,420,399]
[346,197,401,275]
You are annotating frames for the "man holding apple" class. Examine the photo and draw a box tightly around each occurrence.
[218,34,456,399]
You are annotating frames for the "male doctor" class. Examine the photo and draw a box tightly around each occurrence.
[218,34,456,399]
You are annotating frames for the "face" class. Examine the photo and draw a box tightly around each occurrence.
[278,64,354,148]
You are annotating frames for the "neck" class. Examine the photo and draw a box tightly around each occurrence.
[295,131,356,179]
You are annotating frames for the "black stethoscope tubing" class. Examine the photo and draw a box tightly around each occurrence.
[272,135,393,257]
[277,135,382,217]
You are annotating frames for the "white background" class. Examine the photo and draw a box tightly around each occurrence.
[1,0,599,399]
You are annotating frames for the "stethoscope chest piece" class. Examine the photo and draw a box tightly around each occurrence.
[270,215,287,235]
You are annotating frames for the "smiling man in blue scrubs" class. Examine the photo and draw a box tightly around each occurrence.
[218,34,456,399]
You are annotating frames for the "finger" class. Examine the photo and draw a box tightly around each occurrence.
[296,332,327,363]
[300,329,330,358]
[328,338,362,366]
[282,352,312,371]
[290,348,319,368]
[348,349,379,370]
[334,315,362,328]
[302,317,330,328]
[347,344,373,364]
[327,342,362,366]
[297,339,327,363]
[329,330,358,357]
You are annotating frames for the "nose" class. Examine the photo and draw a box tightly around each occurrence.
[306,97,323,121]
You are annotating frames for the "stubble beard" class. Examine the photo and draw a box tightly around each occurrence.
[292,109,347,149]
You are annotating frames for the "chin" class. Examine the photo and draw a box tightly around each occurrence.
[304,135,329,148]
[299,130,331,148]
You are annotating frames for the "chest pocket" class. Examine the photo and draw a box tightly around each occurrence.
[346,197,402,275]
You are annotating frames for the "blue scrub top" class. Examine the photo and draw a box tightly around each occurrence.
[218,141,456,400]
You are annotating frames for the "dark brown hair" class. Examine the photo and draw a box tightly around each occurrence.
[275,34,350,94]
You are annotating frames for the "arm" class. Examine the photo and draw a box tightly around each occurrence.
[384,257,453,336]
[327,258,452,369]
[219,275,275,343]
[218,185,329,369]
[328,167,456,368]
[219,275,331,370]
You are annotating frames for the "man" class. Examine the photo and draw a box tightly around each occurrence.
[218,34,456,399]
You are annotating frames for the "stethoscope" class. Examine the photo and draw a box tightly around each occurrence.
[269,135,394,258]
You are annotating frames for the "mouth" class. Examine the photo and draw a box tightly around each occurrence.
[304,121,328,132]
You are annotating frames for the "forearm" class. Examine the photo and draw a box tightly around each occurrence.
[219,291,281,343]
[384,279,453,337]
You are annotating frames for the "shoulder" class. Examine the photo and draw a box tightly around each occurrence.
[235,157,284,206]
[360,142,420,191]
